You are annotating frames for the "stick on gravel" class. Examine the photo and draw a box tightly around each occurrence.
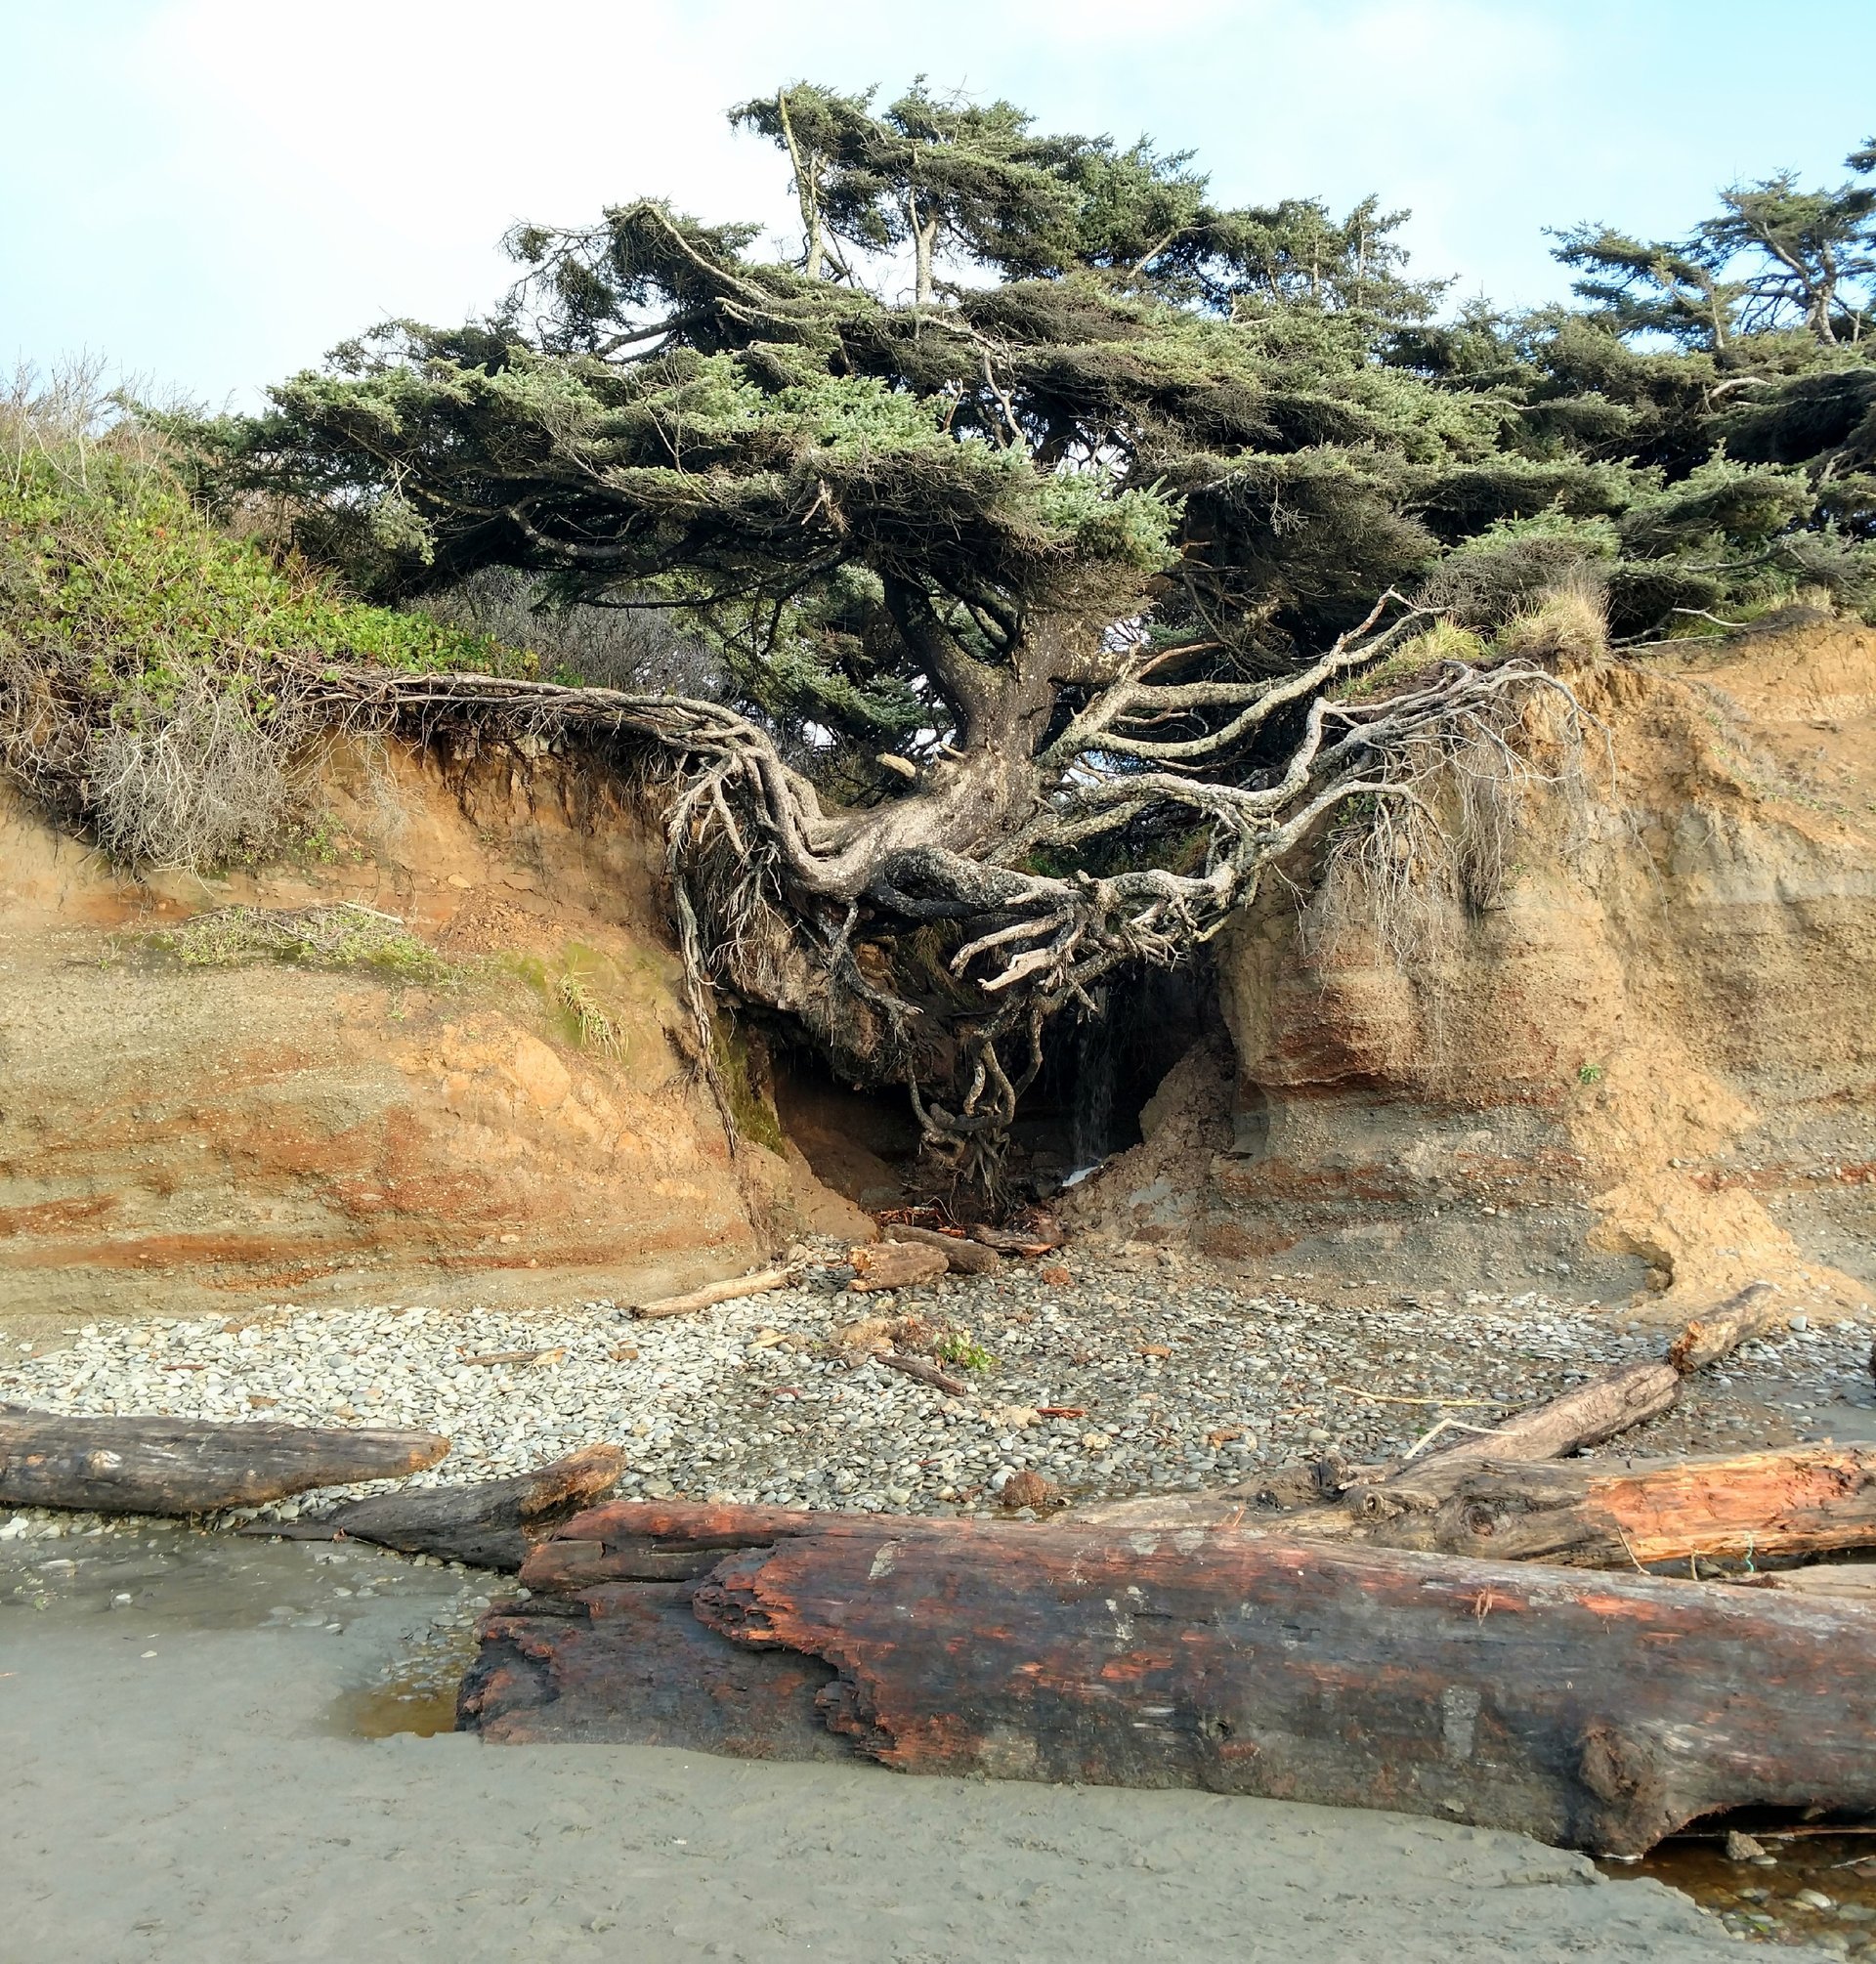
[632,1268,794,1320]
[0,1410,449,1516]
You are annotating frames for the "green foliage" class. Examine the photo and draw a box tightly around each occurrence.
[933,1330,998,1372]
[1,434,512,707]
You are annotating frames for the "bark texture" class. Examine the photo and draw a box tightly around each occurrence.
[471,1504,1876,1854]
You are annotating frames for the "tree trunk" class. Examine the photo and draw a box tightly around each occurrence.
[0,1409,448,1515]
[469,1504,1876,1855]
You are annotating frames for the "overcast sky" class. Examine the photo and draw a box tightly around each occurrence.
[7,0,1874,407]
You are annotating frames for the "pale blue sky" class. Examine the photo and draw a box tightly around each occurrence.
[6,1,1873,407]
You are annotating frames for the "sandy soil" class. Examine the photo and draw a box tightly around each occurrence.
[0,1534,1781,1964]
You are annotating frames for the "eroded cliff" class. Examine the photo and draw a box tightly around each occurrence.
[1070,626,1876,1320]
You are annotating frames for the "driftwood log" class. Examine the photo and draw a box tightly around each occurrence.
[0,1410,448,1515]
[466,1501,1876,1855]
[1283,1443,1876,1567]
[257,1444,631,1569]
[848,1241,951,1292]
[1073,1284,1790,1534]
[884,1223,1004,1276]
[632,1267,793,1320]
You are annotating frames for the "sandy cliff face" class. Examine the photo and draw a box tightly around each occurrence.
[0,735,864,1325]
[1072,626,1876,1320]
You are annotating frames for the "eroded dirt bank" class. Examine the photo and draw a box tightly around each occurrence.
[1071,627,1876,1324]
[0,735,865,1332]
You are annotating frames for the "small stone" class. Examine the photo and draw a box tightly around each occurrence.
[1795,1889,1835,1911]
[1725,1830,1768,1861]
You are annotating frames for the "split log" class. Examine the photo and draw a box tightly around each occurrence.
[293,1444,630,1569]
[0,1410,448,1515]
[847,1241,950,1292]
[632,1266,792,1320]
[1288,1443,1876,1567]
[1667,1280,1780,1373]
[471,1502,1876,1855]
[884,1223,1004,1275]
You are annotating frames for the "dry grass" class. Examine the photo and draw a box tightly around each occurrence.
[148,903,454,982]
[1495,575,1610,665]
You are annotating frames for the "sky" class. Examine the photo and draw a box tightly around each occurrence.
[6,0,1875,408]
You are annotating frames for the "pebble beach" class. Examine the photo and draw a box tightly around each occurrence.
[5,1241,1870,1537]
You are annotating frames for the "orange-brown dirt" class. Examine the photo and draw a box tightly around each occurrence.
[0,734,869,1334]
[1069,624,1876,1324]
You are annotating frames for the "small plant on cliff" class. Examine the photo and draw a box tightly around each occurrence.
[149,902,455,982]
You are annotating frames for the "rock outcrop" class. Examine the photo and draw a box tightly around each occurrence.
[1071,626,1876,1321]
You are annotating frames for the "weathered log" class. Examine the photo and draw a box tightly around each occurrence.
[632,1266,793,1320]
[848,1240,951,1292]
[0,1410,448,1515]
[968,1221,1063,1255]
[472,1502,1876,1854]
[1667,1281,1780,1374]
[874,1350,969,1395]
[304,1444,629,1569]
[460,1580,853,1754]
[1075,1362,1682,1533]
[1416,1360,1682,1471]
[1287,1443,1876,1566]
[884,1222,1004,1275]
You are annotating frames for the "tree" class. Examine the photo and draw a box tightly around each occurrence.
[1553,143,1876,350]
[183,89,1691,1183]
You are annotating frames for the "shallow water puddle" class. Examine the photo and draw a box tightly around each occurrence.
[1602,1829,1876,1946]
[339,1617,482,1737]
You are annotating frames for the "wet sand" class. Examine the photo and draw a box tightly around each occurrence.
[0,1532,1787,1964]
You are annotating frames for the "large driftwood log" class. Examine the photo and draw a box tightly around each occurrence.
[301,1445,629,1569]
[471,1502,1876,1855]
[0,1410,448,1515]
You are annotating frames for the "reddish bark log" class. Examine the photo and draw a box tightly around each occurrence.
[1297,1444,1876,1566]
[473,1503,1876,1854]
